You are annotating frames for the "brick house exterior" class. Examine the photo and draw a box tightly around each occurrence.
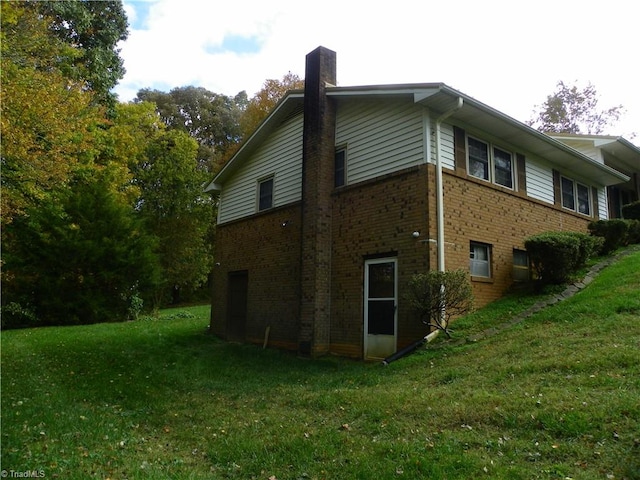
[206,46,633,360]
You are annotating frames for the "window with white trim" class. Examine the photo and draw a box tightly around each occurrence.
[561,176,591,215]
[257,176,274,211]
[468,136,514,189]
[470,242,491,278]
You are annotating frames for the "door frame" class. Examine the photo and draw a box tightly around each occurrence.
[227,270,248,342]
[364,257,398,359]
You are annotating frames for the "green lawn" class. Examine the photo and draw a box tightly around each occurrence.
[2,252,639,480]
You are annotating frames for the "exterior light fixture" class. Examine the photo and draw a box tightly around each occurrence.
[412,231,421,238]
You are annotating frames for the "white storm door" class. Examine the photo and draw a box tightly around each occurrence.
[364,258,397,360]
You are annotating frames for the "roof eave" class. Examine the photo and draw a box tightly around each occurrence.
[205,83,630,192]
[204,91,305,191]
[414,86,630,186]
[549,133,640,175]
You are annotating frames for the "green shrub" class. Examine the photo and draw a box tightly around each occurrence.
[0,302,38,330]
[405,269,473,337]
[622,200,640,220]
[558,231,603,268]
[524,232,582,285]
[626,219,640,245]
[588,219,629,254]
[1,174,161,328]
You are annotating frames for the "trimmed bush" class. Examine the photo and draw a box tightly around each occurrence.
[622,200,640,220]
[525,232,582,285]
[626,219,640,245]
[558,231,603,268]
[588,219,629,254]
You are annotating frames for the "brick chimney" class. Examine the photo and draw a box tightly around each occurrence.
[298,46,337,356]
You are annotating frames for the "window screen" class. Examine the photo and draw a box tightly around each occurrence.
[258,177,273,211]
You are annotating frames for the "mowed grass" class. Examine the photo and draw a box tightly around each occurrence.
[2,252,639,480]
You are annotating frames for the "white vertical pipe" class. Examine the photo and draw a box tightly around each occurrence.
[435,97,463,272]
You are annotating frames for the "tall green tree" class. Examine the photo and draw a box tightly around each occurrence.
[93,101,166,206]
[239,72,304,141]
[133,129,214,306]
[528,81,624,134]
[135,86,246,172]
[1,3,164,328]
[1,1,103,225]
[2,171,161,328]
[30,0,129,111]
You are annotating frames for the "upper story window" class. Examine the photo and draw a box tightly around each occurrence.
[335,148,346,187]
[468,136,514,189]
[257,176,274,211]
[561,176,591,215]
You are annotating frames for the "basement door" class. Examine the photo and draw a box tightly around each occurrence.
[364,258,397,360]
[227,271,248,342]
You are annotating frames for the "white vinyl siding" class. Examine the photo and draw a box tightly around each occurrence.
[598,187,609,220]
[428,121,455,170]
[525,157,555,204]
[218,114,303,224]
[335,99,424,184]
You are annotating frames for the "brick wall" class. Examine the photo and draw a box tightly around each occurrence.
[210,204,302,351]
[330,166,432,357]
[211,163,594,357]
[437,167,592,307]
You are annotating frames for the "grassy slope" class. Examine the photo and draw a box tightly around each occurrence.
[1,252,639,480]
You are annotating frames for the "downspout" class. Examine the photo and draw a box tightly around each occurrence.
[382,96,463,365]
[435,97,463,272]
[426,97,463,343]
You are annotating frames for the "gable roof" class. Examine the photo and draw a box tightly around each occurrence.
[206,83,629,191]
[549,133,640,175]
[206,91,304,192]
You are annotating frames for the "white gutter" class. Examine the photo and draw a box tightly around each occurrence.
[435,97,463,272]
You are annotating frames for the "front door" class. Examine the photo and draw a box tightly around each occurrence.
[364,258,397,360]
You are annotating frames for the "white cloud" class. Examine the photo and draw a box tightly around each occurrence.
[114,0,639,141]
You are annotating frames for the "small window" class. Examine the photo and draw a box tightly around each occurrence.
[468,136,514,189]
[513,249,530,282]
[493,147,513,188]
[561,176,591,215]
[468,137,489,181]
[577,183,591,215]
[561,176,575,210]
[470,242,491,278]
[258,177,274,211]
[335,148,346,187]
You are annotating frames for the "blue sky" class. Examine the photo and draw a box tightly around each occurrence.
[114,0,639,142]
[208,35,262,55]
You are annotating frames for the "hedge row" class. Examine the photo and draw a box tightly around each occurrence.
[588,219,640,254]
[621,200,640,220]
[524,232,603,285]
[524,216,640,285]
